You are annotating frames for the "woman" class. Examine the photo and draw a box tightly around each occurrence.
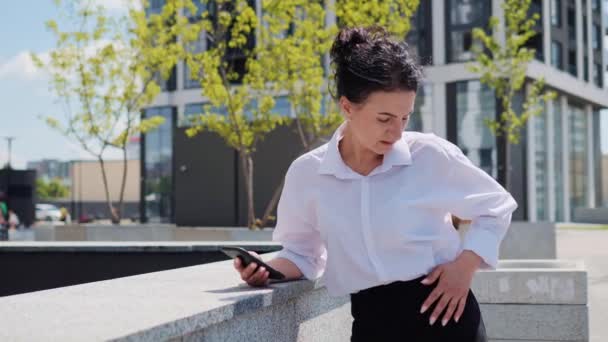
[233,26,517,341]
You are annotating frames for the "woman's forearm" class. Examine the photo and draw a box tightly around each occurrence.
[266,257,304,280]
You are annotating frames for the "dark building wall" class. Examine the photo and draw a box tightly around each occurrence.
[173,128,238,226]
[0,169,36,227]
[172,123,322,227]
[236,124,311,227]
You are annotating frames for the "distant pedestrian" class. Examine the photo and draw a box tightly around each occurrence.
[7,209,20,230]
[0,192,7,229]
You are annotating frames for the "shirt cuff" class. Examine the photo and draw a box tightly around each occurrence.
[276,247,325,280]
[461,224,502,270]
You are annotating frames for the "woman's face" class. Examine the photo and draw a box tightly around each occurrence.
[340,90,417,155]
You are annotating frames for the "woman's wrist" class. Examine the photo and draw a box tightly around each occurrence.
[456,250,483,273]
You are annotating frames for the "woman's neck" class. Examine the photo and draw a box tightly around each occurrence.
[339,124,383,176]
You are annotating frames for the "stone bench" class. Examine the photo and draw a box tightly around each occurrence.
[0,253,588,341]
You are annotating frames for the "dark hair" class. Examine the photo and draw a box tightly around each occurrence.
[330,26,422,104]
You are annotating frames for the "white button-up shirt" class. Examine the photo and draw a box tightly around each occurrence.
[272,122,518,297]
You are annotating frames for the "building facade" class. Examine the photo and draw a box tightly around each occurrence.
[142,0,607,225]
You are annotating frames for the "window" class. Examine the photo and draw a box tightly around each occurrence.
[568,49,577,76]
[551,0,562,27]
[593,63,602,87]
[154,67,176,92]
[584,55,589,82]
[405,1,433,65]
[551,41,563,69]
[553,100,565,221]
[143,106,174,223]
[534,108,549,220]
[567,8,576,45]
[185,0,206,20]
[591,0,599,10]
[446,0,490,63]
[449,0,487,25]
[454,80,497,178]
[592,24,600,50]
[184,31,206,89]
[406,84,433,132]
[181,96,292,127]
[568,104,589,217]
[146,0,165,16]
[181,102,227,127]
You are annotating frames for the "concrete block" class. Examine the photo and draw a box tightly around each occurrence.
[473,260,587,304]
[499,222,557,259]
[481,304,588,341]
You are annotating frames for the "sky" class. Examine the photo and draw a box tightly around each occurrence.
[0,1,607,170]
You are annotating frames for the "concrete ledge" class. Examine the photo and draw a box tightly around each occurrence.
[0,255,588,341]
[0,241,282,253]
[32,225,275,242]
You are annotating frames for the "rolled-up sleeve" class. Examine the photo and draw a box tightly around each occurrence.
[272,161,327,280]
[435,140,518,269]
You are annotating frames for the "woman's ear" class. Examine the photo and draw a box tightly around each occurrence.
[339,96,353,120]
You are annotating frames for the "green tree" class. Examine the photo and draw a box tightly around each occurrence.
[256,0,420,227]
[182,0,291,229]
[180,0,420,229]
[468,0,556,188]
[32,0,192,223]
[37,178,70,200]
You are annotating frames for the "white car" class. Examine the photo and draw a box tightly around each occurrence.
[35,203,62,222]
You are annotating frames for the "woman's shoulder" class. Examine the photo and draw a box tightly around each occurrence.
[286,143,329,177]
[403,131,461,159]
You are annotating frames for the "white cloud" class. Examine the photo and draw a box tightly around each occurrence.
[0,51,50,81]
[89,0,142,12]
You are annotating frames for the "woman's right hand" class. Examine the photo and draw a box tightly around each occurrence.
[233,250,270,287]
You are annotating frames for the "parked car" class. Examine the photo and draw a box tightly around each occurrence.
[35,203,62,222]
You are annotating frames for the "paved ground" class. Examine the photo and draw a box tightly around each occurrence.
[557,229,608,342]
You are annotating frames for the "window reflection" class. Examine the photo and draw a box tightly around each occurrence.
[455,81,497,179]
[143,106,174,222]
[534,108,548,220]
[553,101,565,221]
[446,0,490,63]
[407,84,433,132]
[568,103,589,217]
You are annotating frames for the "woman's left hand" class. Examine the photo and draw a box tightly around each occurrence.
[419,250,483,326]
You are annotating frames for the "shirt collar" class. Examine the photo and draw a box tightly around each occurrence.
[318,121,412,179]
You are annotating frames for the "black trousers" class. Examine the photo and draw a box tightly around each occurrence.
[350,276,487,342]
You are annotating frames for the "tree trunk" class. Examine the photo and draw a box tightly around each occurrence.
[98,157,119,224]
[115,146,129,225]
[239,152,256,229]
[258,179,284,228]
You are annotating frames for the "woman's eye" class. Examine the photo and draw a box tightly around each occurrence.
[378,118,390,123]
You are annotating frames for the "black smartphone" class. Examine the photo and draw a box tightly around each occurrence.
[220,246,286,280]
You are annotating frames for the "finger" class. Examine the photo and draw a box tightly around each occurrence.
[250,267,269,286]
[454,293,468,323]
[420,287,443,314]
[429,295,451,326]
[248,266,266,284]
[234,258,244,272]
[441,295,460,326]
[421,266,443,285]
[241,262,259,280]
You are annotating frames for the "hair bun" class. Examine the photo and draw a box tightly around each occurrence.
[330,26,388,65]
